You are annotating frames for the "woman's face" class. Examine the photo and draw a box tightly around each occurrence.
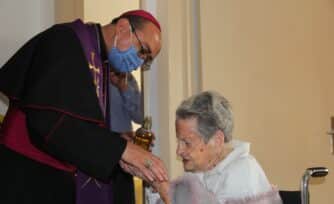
[176,118,220,172]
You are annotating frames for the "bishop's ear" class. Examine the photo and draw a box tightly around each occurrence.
[114,18,132,50]
[115,18,131,35]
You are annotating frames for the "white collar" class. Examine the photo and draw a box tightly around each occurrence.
[197,140,250,178]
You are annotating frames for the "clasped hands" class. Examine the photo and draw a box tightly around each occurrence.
[120,141,171,204]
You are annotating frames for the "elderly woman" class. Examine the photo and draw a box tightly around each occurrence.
[149,91,282,204]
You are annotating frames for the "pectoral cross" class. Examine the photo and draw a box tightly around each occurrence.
[88,52,100,97]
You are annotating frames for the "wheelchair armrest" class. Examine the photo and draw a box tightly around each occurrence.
[279,190,301,204]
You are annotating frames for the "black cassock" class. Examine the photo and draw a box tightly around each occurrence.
[0,23,134,204]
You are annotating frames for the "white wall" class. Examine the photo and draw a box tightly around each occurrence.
[84,0,139,24]
[0,0,55,116]
[199,1,334,203]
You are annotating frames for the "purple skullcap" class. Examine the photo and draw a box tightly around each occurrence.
[120,9,161,31]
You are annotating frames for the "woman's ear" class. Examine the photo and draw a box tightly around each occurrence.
[214,130,225,146]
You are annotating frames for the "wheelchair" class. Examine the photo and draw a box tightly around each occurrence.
[279,167,328,204]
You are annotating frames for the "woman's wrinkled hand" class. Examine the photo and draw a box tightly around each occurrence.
[151,181,171,204]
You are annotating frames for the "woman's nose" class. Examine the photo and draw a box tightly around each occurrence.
[176,144,184,157]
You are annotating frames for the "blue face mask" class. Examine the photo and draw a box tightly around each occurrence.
[108,44,144,73]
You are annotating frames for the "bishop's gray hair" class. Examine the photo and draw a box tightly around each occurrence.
[176,91,234,143]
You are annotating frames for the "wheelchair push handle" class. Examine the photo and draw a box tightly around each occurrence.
[305,167,328,177]
[301,167,329,204]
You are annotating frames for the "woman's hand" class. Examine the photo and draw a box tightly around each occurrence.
[151,181,171,204]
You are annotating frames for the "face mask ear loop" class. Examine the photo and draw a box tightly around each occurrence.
[129,25,142,56]
[113,35,118,48]
[129,25,135,44]
[114,25,133,48]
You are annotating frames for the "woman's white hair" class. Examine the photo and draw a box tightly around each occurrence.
[176,91,234,143]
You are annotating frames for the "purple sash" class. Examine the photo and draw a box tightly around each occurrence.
[67,19,109,116]
[67,19,113,204]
